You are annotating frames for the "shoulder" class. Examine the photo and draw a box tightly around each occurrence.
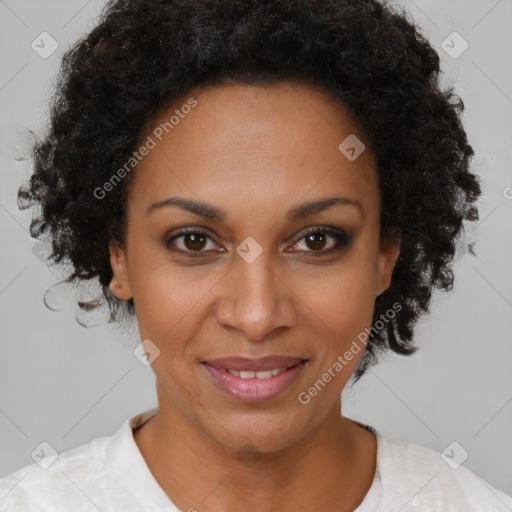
[0,408,161,512]
[0,433,113,512]
[376,433,512,511]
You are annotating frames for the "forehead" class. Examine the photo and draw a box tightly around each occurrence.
[128,80,379,219]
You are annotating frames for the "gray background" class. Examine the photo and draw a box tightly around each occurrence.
[1,0,511,500]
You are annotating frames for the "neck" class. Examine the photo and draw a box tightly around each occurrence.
[133,385,377,512]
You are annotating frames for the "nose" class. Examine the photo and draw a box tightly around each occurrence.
[214,251,297,342]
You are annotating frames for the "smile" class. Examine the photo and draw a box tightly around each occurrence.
[224,368,287,379]
[202,356,308,402]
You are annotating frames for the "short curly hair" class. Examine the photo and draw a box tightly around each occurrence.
[18,0,481,383]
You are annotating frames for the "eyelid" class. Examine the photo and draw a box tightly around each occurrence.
[164,226,221,255]
[289,225,347,242]
[164,224,352,258]
[287,226,351,255]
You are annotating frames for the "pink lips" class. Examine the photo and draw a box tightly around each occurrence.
[202,356,307,402]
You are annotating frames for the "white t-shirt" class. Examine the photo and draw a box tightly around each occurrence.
[1,407,511,511]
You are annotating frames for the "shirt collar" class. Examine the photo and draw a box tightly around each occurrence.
[105,406,179,510]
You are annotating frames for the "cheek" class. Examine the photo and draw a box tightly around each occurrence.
[297,273,375,401]
[304,264,378,345]
[127,245,219,333]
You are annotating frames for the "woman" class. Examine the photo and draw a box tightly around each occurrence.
[1,0,510,510]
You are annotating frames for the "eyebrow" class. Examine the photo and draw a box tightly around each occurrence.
[146,195,363,222]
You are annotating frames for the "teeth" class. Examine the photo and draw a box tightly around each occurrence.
[226,367,287,379]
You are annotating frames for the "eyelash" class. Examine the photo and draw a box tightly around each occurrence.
[163,226,352,258]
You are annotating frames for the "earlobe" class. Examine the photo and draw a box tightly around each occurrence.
[376,237,401,297]
[108,243,132,300]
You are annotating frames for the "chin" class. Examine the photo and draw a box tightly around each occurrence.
[198,406,321,455]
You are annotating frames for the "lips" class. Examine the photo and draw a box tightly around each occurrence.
[202,355,308,402]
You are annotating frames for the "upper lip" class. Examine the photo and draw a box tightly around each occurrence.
[203,356,306,371]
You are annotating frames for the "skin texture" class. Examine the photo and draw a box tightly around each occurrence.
[109,80,401,511]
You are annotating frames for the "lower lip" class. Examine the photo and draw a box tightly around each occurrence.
[203,362,306,403]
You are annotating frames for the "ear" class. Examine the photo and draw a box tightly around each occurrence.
[375,236,401,298]
[108,242,133,300]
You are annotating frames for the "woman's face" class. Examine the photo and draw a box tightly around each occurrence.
[110,80,400,453]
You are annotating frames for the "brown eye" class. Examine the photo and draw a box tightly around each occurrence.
[289,228,352,256]
[164,226,351,259]
[304,232,328,251]
[164,228,221,257]
[182,232,208,251]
